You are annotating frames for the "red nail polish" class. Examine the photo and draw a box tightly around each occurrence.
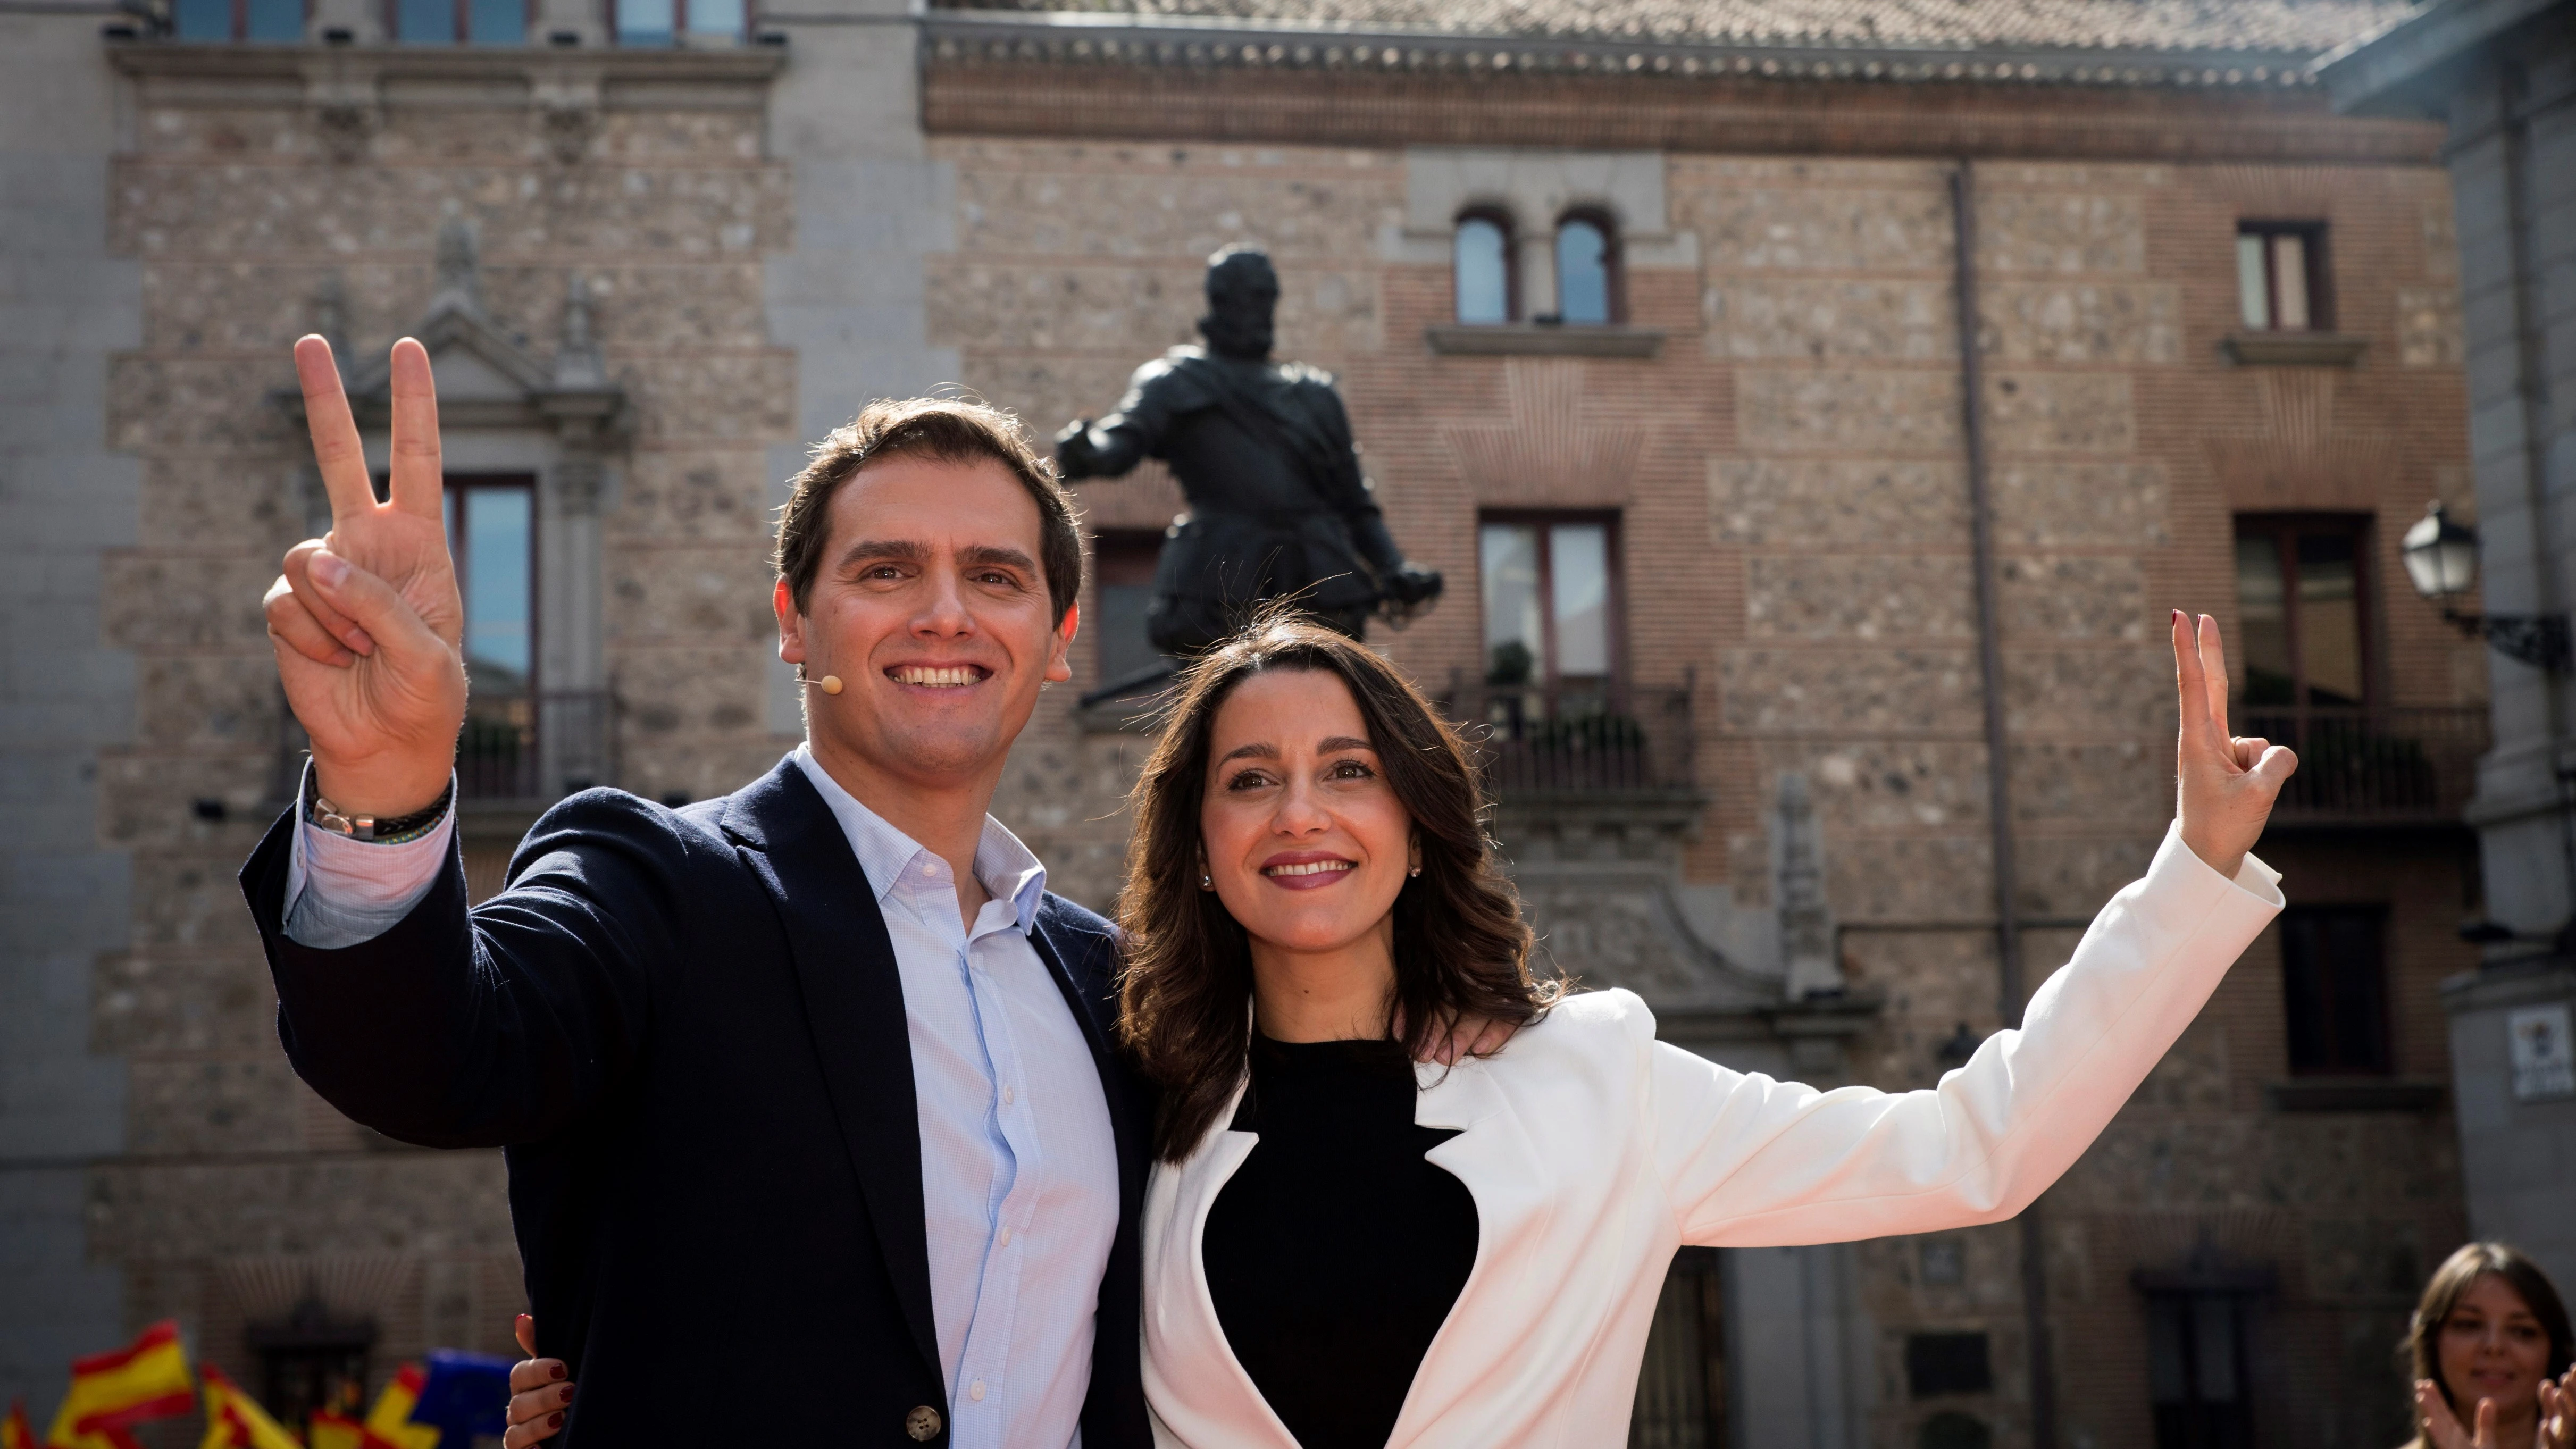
[549,1412,564,1428]
[551,1364,566,1381]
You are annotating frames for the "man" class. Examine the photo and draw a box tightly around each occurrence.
[242,335,1151,1448]
[1056,245,1442,665]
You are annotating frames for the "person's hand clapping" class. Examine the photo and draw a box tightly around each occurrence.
[2170,610,2296,881]
[263,336,466,818]
[504,1313,572,1449]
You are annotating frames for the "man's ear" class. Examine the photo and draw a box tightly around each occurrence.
[775,578,806,665]
[1044,599,1080,684]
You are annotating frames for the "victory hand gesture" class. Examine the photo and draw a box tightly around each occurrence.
[263,337,466,818]
[2171,610,2297,880]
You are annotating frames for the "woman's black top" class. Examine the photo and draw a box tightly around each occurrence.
[1200,1034,1481,1449]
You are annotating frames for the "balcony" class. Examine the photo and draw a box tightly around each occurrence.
[1441,674,1698,798]
[458,689,618,810]
[2242,705,2490,827]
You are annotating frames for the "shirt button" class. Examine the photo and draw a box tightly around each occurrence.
[1002,1085,1016,1105]
[969,1380,987,1402]
[998,1226,1012,1247]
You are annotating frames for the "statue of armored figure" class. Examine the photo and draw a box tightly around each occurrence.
[1056,246,1443,683]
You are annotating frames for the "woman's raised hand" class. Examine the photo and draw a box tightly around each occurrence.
[262,336,467,818]
[2541,1366,2575,1449]
[504,1313,572,1449]
[2171,610,2296,881]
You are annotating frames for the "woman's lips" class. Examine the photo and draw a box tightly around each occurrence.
[1259,858,1356,891]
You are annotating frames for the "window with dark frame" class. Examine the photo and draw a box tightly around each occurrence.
[444,475,538,798]
[1454,209,1515,325]
[1478,513,1619,701]
[1090,529,1172,693]
[2233,514,2373,709]
[1554,211,1620,326]
[613,0,748,45]
[387,0,530,41]
[173,0,303,40]
[1629,1246,1727,1449]
[2279,906,2393,1077]
[2145,1292,2255,1449]
[2235,222,2331,333]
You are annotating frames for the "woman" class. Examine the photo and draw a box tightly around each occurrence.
[2405,1242,2576,1449]
[506,607,2293,1448]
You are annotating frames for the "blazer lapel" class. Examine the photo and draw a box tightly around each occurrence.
[1027,909,1145,1203]
[721,760,942,1383]
[1390,1056,1553,1449]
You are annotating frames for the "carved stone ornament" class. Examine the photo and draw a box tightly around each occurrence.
[315,103,377,163]
[269,235,631,513]
[542,103,599,165]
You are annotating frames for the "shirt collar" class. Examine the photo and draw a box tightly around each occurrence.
[790,745,1048,934]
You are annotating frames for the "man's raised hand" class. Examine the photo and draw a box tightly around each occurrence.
[2172,610,2297,881]
[263,336,466,818]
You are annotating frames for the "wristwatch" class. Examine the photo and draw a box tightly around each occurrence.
[308,779,454,845]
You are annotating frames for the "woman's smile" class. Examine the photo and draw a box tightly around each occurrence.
[1261,852,1358,888]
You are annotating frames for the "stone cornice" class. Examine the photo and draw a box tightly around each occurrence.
[103,36,786,92]
[920,7,2334,93]
[922,49,2445,163]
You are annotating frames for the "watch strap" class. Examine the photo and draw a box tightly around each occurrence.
[308,777,455,845]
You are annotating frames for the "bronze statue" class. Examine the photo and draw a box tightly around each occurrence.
[1056,246,1442,689]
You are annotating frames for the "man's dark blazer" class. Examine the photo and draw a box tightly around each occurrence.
[239,757,1155,1448]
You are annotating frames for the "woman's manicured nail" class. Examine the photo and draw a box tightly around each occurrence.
[561,1385,574,1403]
[550,1364,566,1381]
[548,1412,564,1428]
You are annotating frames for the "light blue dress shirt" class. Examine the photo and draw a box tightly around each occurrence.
[283,750,1122,1449]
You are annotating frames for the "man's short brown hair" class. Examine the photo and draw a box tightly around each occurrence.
[774,397,1084,626]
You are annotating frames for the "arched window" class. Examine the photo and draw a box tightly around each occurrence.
[1555,212,1619,326]
[1453,210,1513,325]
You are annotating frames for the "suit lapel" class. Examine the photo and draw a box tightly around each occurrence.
[721,761,942,1383]
[1028,908,1149,1228]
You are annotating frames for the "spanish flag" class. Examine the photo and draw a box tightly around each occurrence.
[196,1367,300,1449]
[361,1366,438,1449]
[44,1321,193,1449]
[5,1401,36,1449]
[307,1410,366,1449]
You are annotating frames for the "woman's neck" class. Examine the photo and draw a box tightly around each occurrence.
[1249,929,1396,1043]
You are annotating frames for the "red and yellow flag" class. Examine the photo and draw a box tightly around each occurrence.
[195,1366,300,1449]
[361,1366,438,1449]
[5,1401,37,1449]
[44,1321,193,1449]
[307,1409,366,1449]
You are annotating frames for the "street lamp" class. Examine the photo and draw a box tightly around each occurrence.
[2401,500,2571,673]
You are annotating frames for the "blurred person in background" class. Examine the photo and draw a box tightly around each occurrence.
[2405,1242,2576,1449]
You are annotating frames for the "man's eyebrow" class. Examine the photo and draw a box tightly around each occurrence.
[961,545,1040,574]
[1217,741,1281,765]
[836,538,928,568]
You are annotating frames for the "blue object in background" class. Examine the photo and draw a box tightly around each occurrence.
[408,1350,515,1449]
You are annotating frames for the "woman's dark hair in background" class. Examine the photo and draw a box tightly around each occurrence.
[1115,610,1559,1162]
[2404,1241,2574,1431]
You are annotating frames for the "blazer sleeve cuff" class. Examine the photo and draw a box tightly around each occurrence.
[2146,818,2285,917]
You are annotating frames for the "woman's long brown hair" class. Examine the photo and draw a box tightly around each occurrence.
[2401,1241,2573,1446]
[1115,612,1559,1163]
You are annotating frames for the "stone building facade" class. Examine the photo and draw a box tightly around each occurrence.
[0,1,2504,1446]
[2326,0,2576,1301]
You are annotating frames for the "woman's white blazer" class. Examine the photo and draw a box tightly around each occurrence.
[1141,823,2285,1449]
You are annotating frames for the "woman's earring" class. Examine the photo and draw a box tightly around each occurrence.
[1409,865,1421,878]
[1200,873,1214,890]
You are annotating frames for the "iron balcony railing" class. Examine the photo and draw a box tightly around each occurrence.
[457,689,618,805]
[1442,672,1697,796]
[2240,704,2490,825]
